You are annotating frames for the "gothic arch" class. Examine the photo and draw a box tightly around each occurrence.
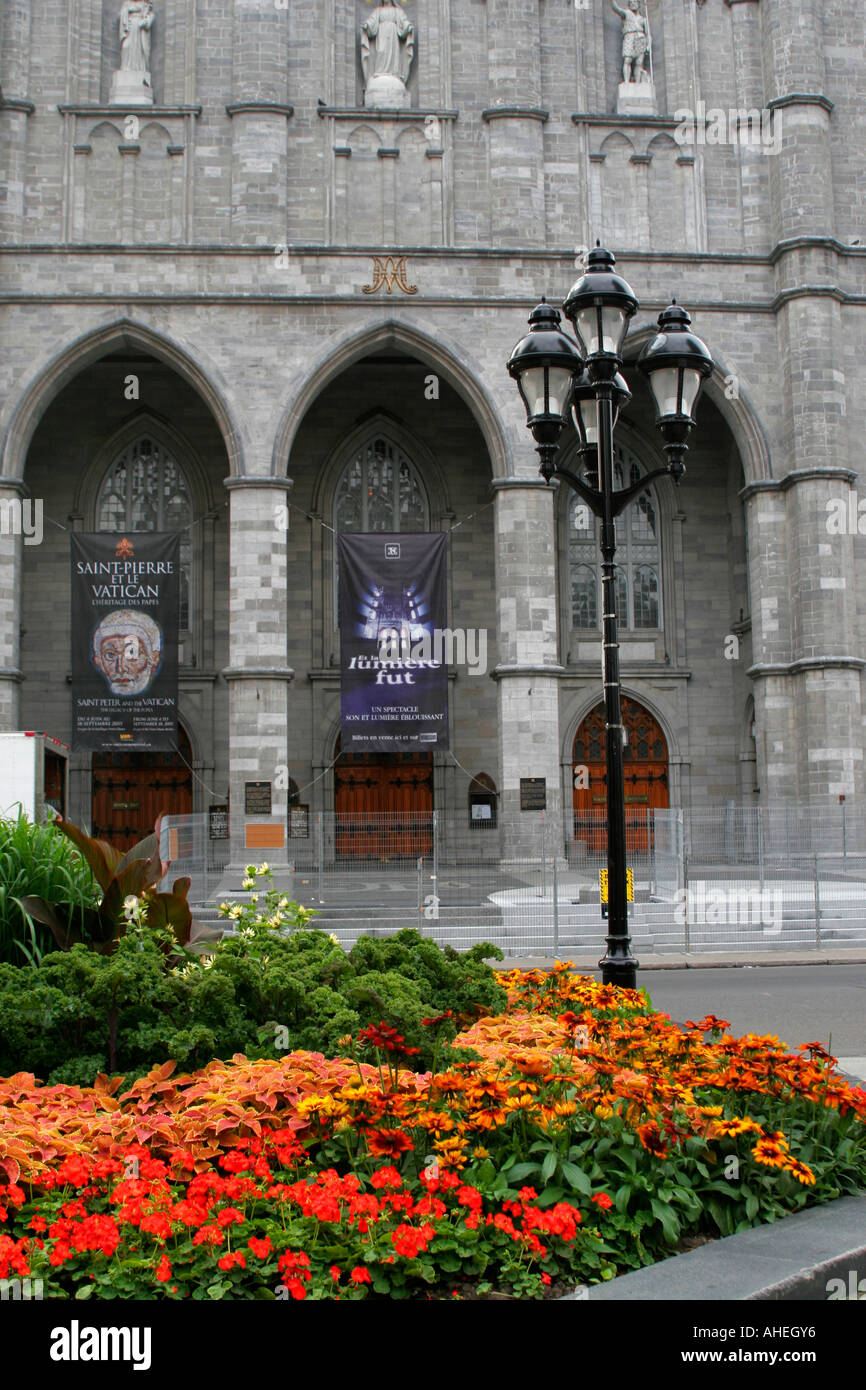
[310,410,452,523]
[561,685,681,771]
[623,323,772,485]
[0,317,243,484]
[72,408,216,522]
[272,316,512,482]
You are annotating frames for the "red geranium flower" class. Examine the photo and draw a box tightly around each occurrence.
[216,1207,245,1228]
[248,1236,273,1259]
[591,1193,613,1210]
[192,1225,224,1247]
[350,1266,372,1284]
[155,1255,172,1283]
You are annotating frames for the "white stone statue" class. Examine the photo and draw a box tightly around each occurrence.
[110,0,155,106]
[610,0,655,115]
[361,3,415,110]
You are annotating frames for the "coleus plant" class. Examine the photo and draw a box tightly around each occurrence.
[17,816,192,955]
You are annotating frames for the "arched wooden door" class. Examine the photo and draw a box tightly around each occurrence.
[572,698,668,853]
[92,727,194,850]
[333,736,433,859]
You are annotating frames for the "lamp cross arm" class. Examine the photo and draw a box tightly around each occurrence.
[549,465,603,514]
[609,465,671,517]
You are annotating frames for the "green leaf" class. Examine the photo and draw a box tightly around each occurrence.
[650,1197,681,1244]
[541,1150,558,1184]
[505,1162,539,1184]
[615,1184,632,1213]
[535,1185,566,1208]
[561,1162,592,1196]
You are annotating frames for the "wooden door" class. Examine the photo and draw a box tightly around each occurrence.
[573,698,668,853]
[91,728,193,850]
[334,744,433,858]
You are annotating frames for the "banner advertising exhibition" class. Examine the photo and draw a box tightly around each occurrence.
[337,532,449,753]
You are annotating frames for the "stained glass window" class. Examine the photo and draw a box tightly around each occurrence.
[568,445,661,633]
[96,437,193,632]
[334,436,427,534]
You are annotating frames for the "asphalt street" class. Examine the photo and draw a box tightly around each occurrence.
[634,964,866,1059]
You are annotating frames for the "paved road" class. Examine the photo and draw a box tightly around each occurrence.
[635,964,866,1065]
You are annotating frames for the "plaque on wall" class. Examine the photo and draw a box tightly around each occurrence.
[244,781,272,816]
[519,778,547,811]
[289,806,309,839]
[209,805,229,840]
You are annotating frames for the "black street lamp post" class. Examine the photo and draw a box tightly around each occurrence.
[507,244,714,990]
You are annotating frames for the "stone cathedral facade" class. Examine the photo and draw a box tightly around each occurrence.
[0,0,864,863]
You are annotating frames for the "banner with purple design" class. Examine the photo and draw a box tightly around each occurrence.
[337,532,449,752]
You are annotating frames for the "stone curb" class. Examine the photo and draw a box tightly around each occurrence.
[558,1194,866,1301]
[494,952,866,972]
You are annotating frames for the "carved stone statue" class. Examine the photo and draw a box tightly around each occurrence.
[610,0,656,116]
[361,3,415,110]
[611,0,651,84]
[110,0,155,105]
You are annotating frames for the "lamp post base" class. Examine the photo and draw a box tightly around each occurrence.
[598,943,639,991]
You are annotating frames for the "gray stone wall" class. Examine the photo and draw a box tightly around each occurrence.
[1,0,865,839]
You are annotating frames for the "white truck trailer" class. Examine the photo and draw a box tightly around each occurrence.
[0,731,70,823]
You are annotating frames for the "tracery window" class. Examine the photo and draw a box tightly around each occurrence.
[96,436,193,632]
[568,445,661,633]
[334,435,428,534]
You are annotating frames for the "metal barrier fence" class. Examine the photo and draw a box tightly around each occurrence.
[161,806,866,957]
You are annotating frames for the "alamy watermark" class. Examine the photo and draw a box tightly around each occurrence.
[674,102,782,156]
[367,627,488,677]
[673,884,782,935]
[0,497,43,546]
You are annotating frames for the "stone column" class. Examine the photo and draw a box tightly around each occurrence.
[0,0,32,241]
[743,484,795,801]
[221,478,294,877]
[491,479,564,862]
[756,0,861,808]
[0,480,25,731]
[726,0,766,250]
[787,468,864,803]
[484,0,546,247]
[229,0,292,245]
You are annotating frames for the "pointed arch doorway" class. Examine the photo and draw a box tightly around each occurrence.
[572,697,669,853]
[333,735,433,859]
[91,726,194,850]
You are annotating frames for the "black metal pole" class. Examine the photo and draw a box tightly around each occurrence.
[596,383,638,989]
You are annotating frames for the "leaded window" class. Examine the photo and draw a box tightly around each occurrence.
[334,436,428,534]
[96,437,193,632]
[568,445,661,632]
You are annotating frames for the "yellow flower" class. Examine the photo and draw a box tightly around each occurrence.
[594,1103,614,1119]
[472,1145,490,1160]
[257,862,270,874]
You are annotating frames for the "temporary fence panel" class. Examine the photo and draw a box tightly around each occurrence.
[162,806,866,957]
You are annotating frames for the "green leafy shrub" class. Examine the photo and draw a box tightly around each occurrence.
[0,812,100,965]
[0,903,506,1084]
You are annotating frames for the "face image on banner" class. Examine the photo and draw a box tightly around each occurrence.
[71,533,179,751]
[338,532,449,752]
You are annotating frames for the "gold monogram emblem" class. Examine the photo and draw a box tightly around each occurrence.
[362,255,418,295]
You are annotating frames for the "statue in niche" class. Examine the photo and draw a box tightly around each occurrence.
[361,3,415,109]
[611,0,651,85]
[110,0,155,105]
[610,0,656,116]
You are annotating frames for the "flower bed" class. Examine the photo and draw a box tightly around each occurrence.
[1,965,864,1300]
